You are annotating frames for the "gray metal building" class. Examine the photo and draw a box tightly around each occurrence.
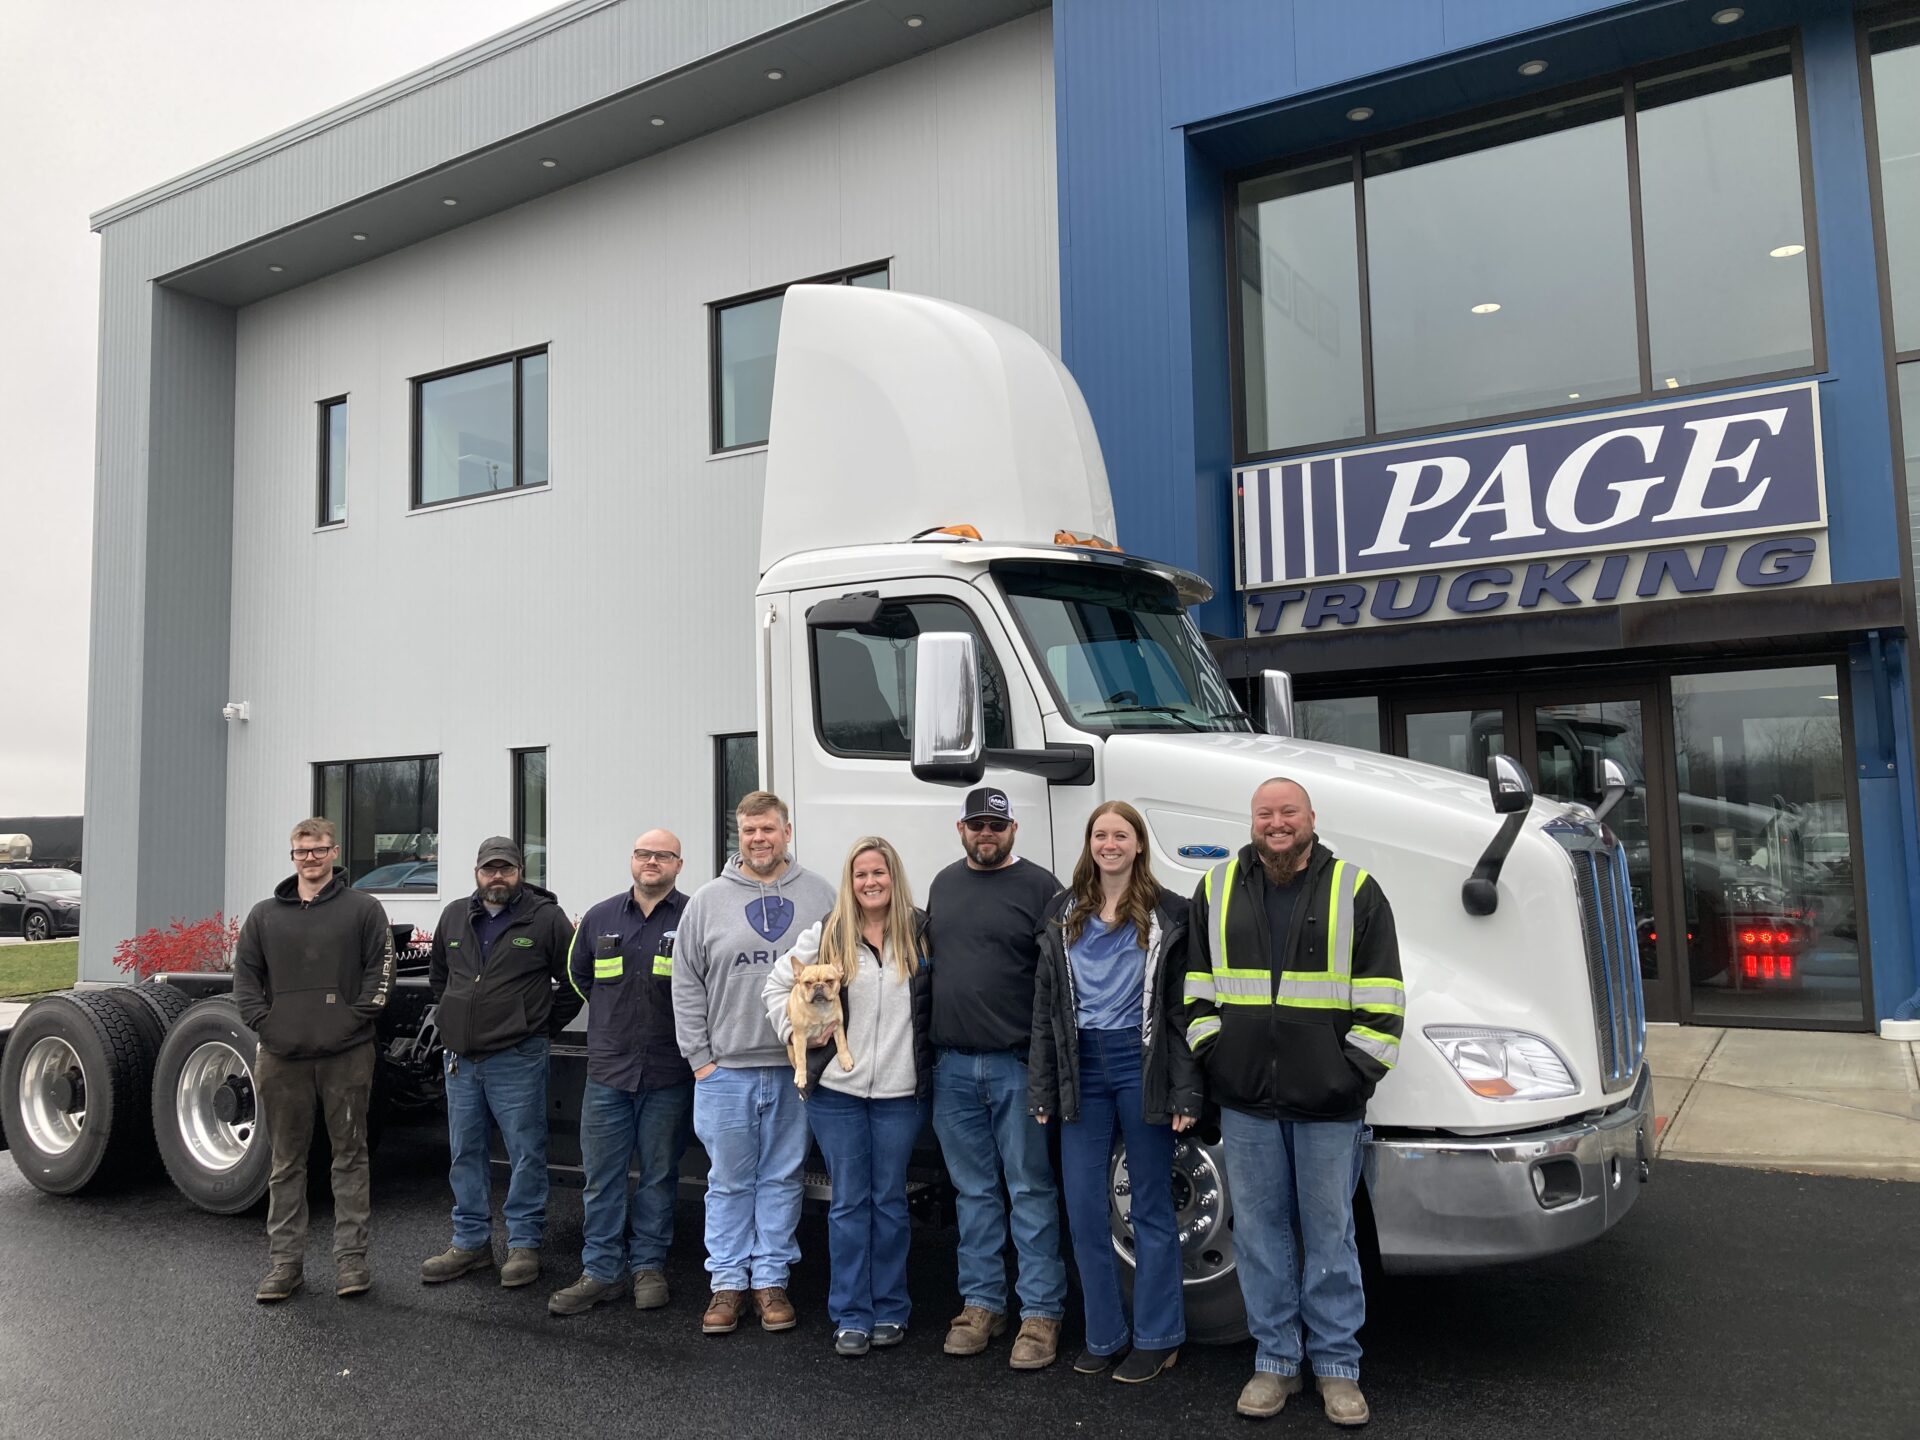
[82,0,1053,978]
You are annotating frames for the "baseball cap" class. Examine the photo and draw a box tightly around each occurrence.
[475,836,524,868]
[961,787,1014,823]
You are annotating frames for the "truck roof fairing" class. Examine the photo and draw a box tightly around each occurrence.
[760,285,1119,575]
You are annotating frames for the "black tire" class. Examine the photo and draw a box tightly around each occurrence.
[22,910,52,942]
[1,992,157,1194]
[119,981,195,1041]
[151,998,270,1214]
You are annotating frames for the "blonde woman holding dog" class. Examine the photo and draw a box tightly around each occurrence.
[1029,800,1200,1385]
[763,836,932,1357]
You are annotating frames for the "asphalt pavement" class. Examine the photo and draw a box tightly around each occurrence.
[0,1119,1912,1440]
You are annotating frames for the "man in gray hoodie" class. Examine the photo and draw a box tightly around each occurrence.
[672,790,835,1337]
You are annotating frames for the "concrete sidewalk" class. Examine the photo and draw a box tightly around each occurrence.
[1650,1025,1920,1180]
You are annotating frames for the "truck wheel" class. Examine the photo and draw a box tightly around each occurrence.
[1111,1129,1249,1346]
[1,992,157,1194]
[152,998,270,1214]
[122,980,195,1039]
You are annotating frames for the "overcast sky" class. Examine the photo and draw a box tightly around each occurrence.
[0,0,553,817]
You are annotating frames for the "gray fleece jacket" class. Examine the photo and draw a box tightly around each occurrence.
[672,856,836,1071]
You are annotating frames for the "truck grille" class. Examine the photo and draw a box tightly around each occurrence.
[1568,837,1645,1093]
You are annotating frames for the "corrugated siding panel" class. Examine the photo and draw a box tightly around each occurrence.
[219,13,1057,926]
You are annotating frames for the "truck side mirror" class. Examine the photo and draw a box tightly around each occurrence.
[912,632,986,786]
[1594,756,1629,822]
[1259,670,1295,738]
[1463,754,1533,917]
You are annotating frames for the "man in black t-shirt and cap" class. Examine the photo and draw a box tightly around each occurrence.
[927,786,1067,1370]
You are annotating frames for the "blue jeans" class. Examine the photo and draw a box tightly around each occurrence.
[806,1088,925,1333]
[579,1078,694,1283]
[444,1035,550,1252]
[1219,1107,1368,1381]
[931,1049,1066,1320]
[691,1065,808,1291]
[1060,1028,1184,1353]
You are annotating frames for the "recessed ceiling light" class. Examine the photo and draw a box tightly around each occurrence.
[1471,302,1502,315]
[442,197,459,206]
[1818,693,1839,701]
[649,115,666,126]
[1769,243,1805,258]
[1518,59,1549,77]
[1568,392,1581,399]
[268,264,284,273]
[766,68,785,81]
[1664,377,1681,389]
[1346,105,1374,122]
[351,232,367,241]
[1711,7,1744,24]
[905,13,925,26]
[540,157,558,168]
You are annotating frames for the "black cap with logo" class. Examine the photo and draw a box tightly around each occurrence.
[475,836,524,868]
[961,787,1014,823]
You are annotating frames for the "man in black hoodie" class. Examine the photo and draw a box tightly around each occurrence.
[233,817,397,1304]
[421,837,580,1290]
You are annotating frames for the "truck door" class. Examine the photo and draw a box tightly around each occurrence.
[790,580,1053,898]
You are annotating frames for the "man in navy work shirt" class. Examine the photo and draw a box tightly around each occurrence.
[549,829,694,1316]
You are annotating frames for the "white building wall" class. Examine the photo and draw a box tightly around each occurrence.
[223,13,1056,927]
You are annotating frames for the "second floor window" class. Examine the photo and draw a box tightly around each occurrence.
[318,397,347,526]
[712,264,889,452]
[414,348,549,507]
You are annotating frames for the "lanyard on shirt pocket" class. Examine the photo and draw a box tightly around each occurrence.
[592,932,624,981]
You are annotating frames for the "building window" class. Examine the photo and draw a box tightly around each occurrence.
[711,264,890,452]
[1871,19,1920,353]
[1233,44,1818,458]
[318,397,347,526]
[1296,696,1382,752]
[811,598,1012,758]
[714,733,759,871]
[1669,666,1864,1026]
[513,748,547,889]
[314,756,439,891]
[413,348,549,507]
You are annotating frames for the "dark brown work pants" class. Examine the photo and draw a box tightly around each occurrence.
[255,1041,376,1265]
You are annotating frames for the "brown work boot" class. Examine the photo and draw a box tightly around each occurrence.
[420,1245,492,1283]
[1008,1315,1061,1370]
[500,1248,542,1288]
[334,1257,372,1298]
[942,1305,1008,1356]
[754,1285,797,1331]
[1319,1377,1371,1426]
[1237,1373,1304,1418]
[254,1262,303,1304]
[702,1289,746,1334]
[632,1269,669,1310]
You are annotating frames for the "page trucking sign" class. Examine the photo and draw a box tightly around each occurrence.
[1234,383,1827,635]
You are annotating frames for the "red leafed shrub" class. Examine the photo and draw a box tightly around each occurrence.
[112,913,241,979]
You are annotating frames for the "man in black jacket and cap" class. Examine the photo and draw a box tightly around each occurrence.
[421,837,580,1290]
[233,817,397,1303]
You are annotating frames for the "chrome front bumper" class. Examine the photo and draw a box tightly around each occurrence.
[1367,1065,1654,1275]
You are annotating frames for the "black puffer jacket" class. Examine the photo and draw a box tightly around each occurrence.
[429,883,581,1061]
[1028,888,1201,1126]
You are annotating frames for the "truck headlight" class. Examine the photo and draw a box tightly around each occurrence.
[1425,1026,1578,1101]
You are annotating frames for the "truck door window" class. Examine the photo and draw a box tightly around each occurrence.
[812,599,1011,757]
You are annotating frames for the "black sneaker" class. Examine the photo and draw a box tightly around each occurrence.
[1112,1347,1179,1384]
[871,1323,907,1348]
[834,1328,871,1357]
[1073,1348,1115,1375]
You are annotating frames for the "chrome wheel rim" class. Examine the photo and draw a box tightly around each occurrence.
[18,1036,85,1155]
[1109,1135,1237,1287]
[174,1041,255,1172]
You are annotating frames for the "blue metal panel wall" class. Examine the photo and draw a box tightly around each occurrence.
[1055,0,1919,1021]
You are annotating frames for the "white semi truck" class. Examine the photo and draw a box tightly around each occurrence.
[2,286,1650,1340]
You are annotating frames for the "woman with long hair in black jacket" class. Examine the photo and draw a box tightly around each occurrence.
[1029,800,1200,1385]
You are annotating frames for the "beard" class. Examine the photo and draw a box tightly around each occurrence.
[482,880,518,905]
[741,848,784,877]
[963,833,1011,867]
[1253,827,1313,876]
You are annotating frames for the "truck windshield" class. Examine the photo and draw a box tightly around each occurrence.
[997,562,1251,734]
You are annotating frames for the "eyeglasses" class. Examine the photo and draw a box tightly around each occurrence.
[964,819,1011,834]
[632,849,681,863]
[477,861,519,876]
[290,846,337,860]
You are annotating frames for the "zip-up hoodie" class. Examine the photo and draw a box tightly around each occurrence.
[429,881,581,1061]
[762,912,933,1101]
[672,856,835,1071]
[232,868,396,1060]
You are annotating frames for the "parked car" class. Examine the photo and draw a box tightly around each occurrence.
[351,861,438,892]
[0,869,82,941]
